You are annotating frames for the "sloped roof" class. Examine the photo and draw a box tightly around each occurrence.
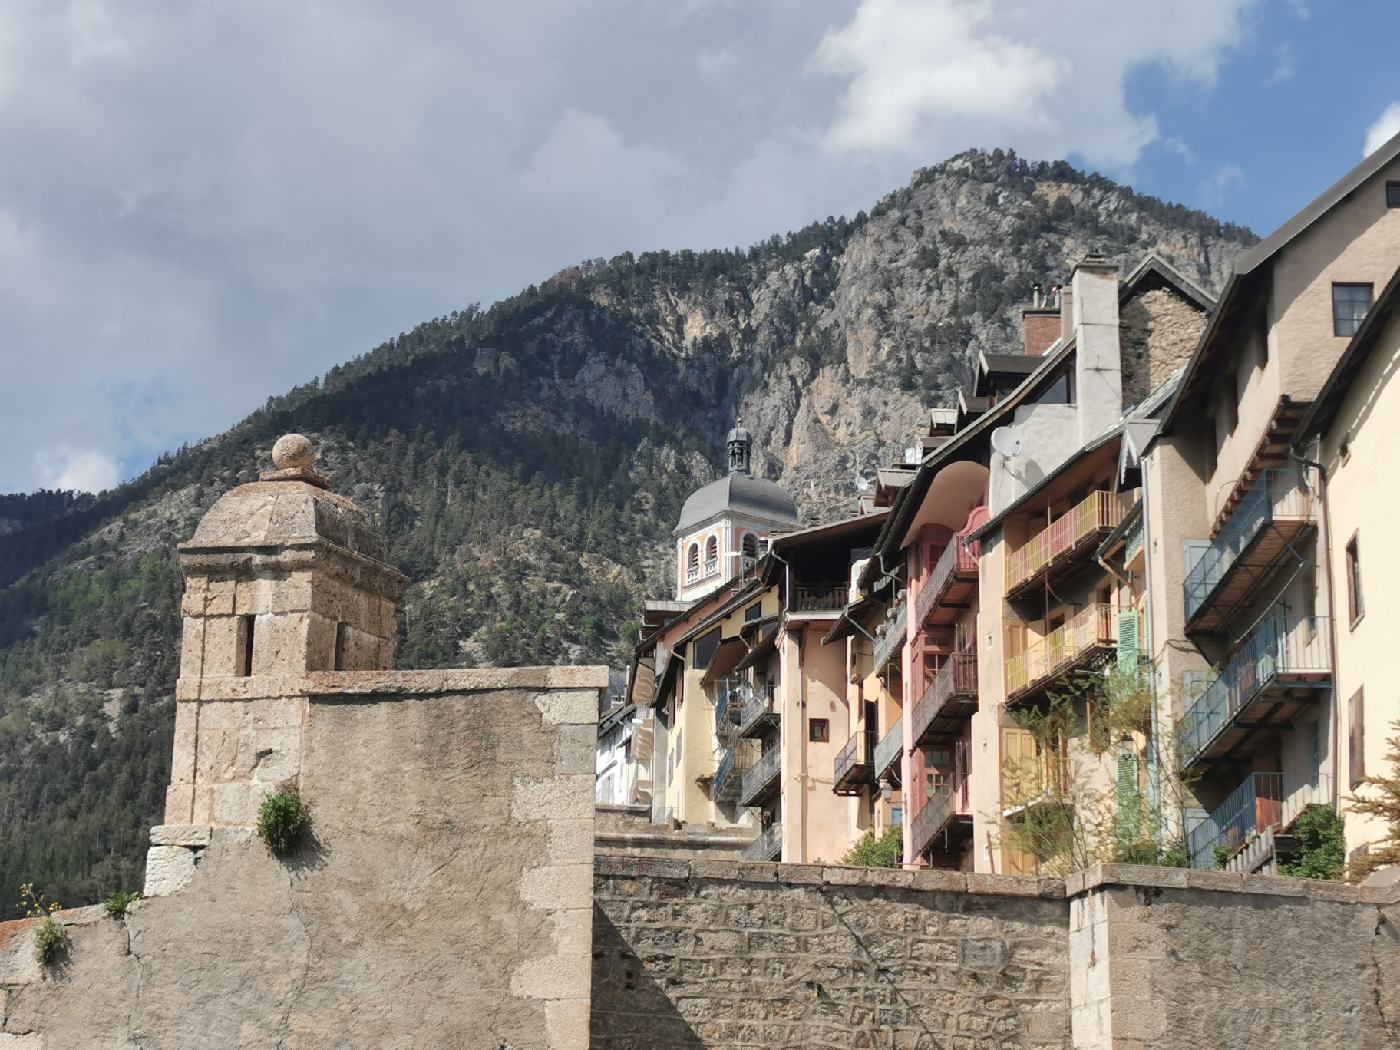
[675,472,799,535]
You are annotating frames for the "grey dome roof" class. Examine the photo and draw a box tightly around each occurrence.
[675,472,799,535]
[186,480,388,562]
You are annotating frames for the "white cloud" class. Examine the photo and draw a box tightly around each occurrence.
[1200,163,1246,207]
[813,0,1256,168]
[1364,102,1400,158]
[37,448,121,494]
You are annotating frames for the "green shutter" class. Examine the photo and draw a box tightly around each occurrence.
[1116,611,1140,672]
[1115,745,1141,842]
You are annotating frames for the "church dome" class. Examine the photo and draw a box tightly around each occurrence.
[675,471,799,535]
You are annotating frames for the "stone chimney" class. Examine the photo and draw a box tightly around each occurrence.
[1070,254,1123,446]
[164,433,408,829]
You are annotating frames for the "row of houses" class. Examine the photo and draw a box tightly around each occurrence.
[602,134,1400,877]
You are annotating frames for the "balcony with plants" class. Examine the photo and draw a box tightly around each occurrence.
[1004,603,1117,704]
[1005,491,1122,600]
[1183,469,1316,634]
[1187,771,1333,871]
[1177,612,1332,771]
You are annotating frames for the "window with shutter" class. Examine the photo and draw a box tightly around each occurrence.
[1116,610,1140,672]
[1114,744,1140,842]
[1349,688,1365,789]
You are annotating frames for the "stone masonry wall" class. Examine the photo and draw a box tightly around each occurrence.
[1119,286,1207,406]
[591,856,1074,1049]
[0,667,604,1050]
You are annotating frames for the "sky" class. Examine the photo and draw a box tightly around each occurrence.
[0,0,1396,495]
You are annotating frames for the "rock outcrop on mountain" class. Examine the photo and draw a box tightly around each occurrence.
[0,148,1254,911]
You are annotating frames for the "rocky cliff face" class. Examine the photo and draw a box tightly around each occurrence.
[0,149,1254,911]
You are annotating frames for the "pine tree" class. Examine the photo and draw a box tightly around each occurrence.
[1347,721,1400,882]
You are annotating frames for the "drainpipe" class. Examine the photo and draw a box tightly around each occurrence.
[1137,465,1171,848]
[795,626,808,863]
[1291,445,1339,809]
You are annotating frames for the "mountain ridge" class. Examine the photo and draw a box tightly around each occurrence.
[0,147,1255,913]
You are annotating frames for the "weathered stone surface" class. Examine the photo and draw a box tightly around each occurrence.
[142,844,200,897]
[149,824,213,847]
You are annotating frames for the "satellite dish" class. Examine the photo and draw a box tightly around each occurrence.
[854,474,871,493]
[991,426,1022,459]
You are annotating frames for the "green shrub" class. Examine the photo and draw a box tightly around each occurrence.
[256,789,309,854]
[840,826,902,868]
[103,891,140,919]
[33,915,68,964]
[1281,805,1345,881]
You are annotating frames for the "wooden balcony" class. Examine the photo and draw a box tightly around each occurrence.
[790,581,848,614]
[911,652,978,745]
[1004,604,1116,704]
[910,773,972,859]
[1000,725,1070,821]
[1183,469,1316,635]
[1178,613,1332,771]
[915,539,978,627]
[833,729,875,796]
[1005,491,1121,600]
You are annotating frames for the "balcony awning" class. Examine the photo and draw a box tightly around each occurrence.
[734,619,780,672]
[700,636,749,686]
[820,595,878,645]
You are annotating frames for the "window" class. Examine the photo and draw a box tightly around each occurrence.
[808,718,830,742]
[685,542,700,582]
[1346,532,1364,625]
[236,615,255,677]
[333,622,347,672]
[741,532,759,561]
[1035,369,1074,405]
[1388,181,1400,208]
[703,536,719,576]
[1349,689,1366,790]
[1333,283,1373,338]
[890,805,903,827]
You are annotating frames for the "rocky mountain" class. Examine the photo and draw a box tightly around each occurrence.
[0,149,1254,913]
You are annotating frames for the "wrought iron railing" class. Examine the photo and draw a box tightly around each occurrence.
[741,822,783,861]
[1006,491,1121,593]
[1178,613,1332,767]
[911,773,969,857]
[790,582,848,613]
[713,678,747,733]
[1123,514,1144,565]
[1187,772,1333,869]
[740,745,781,805]
[872,600,907,672]
[737,691,778,737]
[834,729,876,787]
[1184,470,1314,624]
[873,717,903,780]
[1005,604,1116,700]
[911,651,977,742]
[915,539,978,625]
[713,745,749,802]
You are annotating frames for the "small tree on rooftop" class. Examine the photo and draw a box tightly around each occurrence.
[1346,721,1400,883]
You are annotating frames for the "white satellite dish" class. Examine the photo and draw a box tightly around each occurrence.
[991,426,1022,459]
[854,474,871,493]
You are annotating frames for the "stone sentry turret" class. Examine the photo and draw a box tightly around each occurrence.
[163,433,408,830]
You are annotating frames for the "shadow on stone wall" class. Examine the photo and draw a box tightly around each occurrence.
[591,905,706,1049]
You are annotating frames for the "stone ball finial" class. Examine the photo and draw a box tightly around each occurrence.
[271,433,316,472]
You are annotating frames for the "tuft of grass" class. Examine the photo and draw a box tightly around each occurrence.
[103,891,141,919]
[256,788,309,855]
[33,914,69,965]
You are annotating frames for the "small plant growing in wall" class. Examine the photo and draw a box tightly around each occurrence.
[257,787,309,855]
[19,883,68,965]
[103,891,141,919]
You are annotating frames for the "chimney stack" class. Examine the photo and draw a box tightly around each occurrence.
[1021,280,1062,356]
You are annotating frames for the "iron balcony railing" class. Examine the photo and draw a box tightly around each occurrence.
[873,717,903,781]
[1178,613,1332,768]
[911,651,978,743]
[871,600,908,673]
[741,822,782,861]
[1123,514,1144,565]
[790,581,848,613]
[713,744,750,803]
[915,539,978,625]
[737,689,779,738]
[1184,469,1315,625]
[1006,491,1121,595]
[833,729,876,791]
[740,745,782,806]
[1004,604,1116,701]
[1188,772,1333,870]
[911,773,970,858]
[713,678,747,734]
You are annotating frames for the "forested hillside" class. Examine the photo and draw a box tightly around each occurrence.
[0,149,1254,914]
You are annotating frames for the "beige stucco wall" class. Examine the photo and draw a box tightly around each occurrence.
[777,623,852,863]
[1,668,605,1050]
[1319,302,1400,858]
